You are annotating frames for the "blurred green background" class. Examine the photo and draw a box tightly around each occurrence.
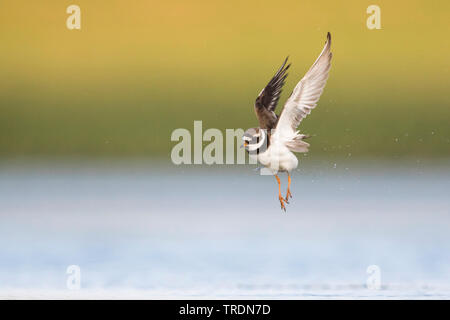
[0,0,449,160]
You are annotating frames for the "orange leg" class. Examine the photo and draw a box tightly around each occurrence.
[275,175,287,212]
[285,173,292,202]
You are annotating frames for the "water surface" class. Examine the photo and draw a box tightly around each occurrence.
[1,161,449,299]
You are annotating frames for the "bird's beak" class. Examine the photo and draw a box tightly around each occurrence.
[240,142,248,148]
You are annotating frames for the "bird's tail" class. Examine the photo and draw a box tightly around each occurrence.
[285,132,310,153]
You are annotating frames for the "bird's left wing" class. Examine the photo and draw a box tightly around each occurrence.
[254,57,290,130]
[275,33,332,140]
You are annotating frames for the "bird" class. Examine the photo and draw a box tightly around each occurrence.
[242,32,332,211]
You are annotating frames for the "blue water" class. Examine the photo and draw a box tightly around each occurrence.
[0,160,449,298]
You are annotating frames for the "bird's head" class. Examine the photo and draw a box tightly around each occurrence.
[242,128,267,152]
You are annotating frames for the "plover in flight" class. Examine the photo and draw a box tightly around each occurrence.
[242,32,332,211]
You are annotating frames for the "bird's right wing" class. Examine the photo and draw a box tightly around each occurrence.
[275,33,332,142]
[254,57,290,130]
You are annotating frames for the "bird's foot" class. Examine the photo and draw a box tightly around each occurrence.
[278,195,287,212]
[285,189,292,202]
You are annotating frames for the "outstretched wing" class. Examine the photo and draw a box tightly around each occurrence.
[275,33,332,140]
[254,57,290,130]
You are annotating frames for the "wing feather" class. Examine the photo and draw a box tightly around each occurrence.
[254,57,290,130]
[275,33,332,140]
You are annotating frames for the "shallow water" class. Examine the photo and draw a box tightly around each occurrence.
[0,161,449,299]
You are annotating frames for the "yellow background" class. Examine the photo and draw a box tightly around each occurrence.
[0,0,449,159]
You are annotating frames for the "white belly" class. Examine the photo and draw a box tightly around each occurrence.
[257,143,298,173]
